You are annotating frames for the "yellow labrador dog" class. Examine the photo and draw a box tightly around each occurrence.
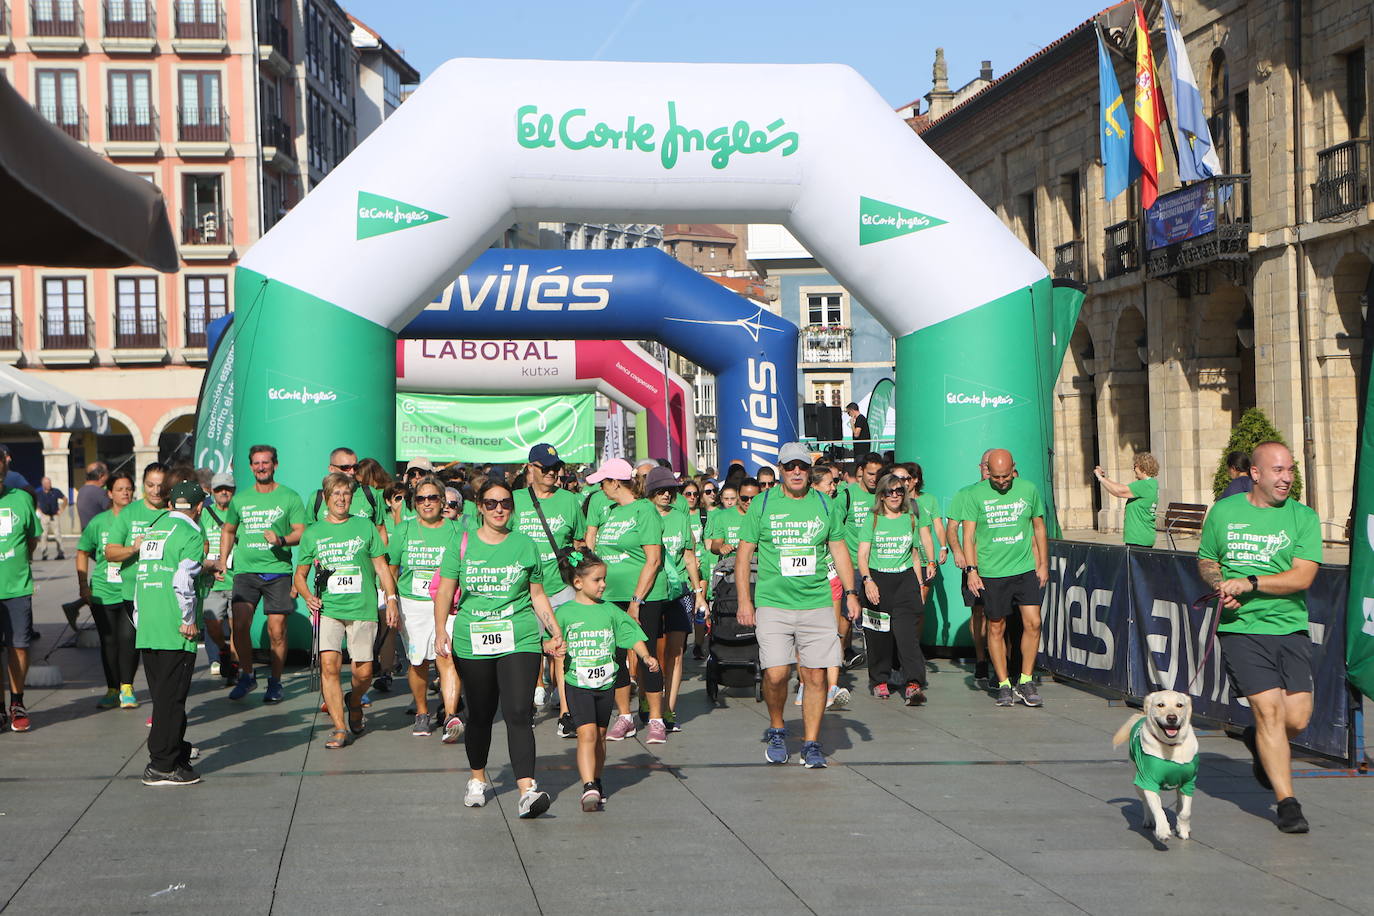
[1112,690,1199,843]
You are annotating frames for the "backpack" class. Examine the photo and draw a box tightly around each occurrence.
[313,484,378,520]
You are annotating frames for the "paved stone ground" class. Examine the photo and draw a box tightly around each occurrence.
[2,557,1371,915]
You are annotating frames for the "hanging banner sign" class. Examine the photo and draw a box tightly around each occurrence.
[396,392,594,463]
[192,315,237,474]
[1145,181,1216,249]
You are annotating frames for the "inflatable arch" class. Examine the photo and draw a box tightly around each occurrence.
[234,60,1085,641]
[402,248,794,472]
[397,336,695,469]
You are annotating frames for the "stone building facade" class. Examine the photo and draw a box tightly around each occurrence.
[913,0,1372,538]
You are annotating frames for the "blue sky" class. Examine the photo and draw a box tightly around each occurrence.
[344,0,1100,107]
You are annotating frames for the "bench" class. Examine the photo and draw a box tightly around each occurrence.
[1321,512,1353,545]
[1163,502,1208,550]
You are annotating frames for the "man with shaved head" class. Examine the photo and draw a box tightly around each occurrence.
[947,449,993,687]
[955,449,1047,707]
[1198,440,1320,834]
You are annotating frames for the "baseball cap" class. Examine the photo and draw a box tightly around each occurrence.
[777,442,814,467]
[528,443,563,468]
[405,458,433,473]
[644,466,680,493]
[586,457,635,484]
[169,481,206,510]
[210,471,235,490]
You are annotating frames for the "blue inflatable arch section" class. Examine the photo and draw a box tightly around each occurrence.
[403,248,798,471]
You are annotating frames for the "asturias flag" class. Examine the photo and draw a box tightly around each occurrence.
[1098,30,1133,200]
[1161,0,1221,181]
[1132,2,1166,209]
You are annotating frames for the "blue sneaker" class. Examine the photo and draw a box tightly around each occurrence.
[228,673,257,701]
[763,727,788,764]
[263,678,284,704]
[800,741,827,769]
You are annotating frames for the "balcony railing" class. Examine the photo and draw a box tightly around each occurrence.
[0,310,19,351]
[802,325,853,364]
[104,0,153,38]
[182,208,232,246]
[1144,174,1250,278]
[260,113,293,152]
[107,105,157,142]
[173,0,223,39]
[1053,239,1084,283]
[1314,138,1370,221]
[184,306,221,348]
[258,12,288,58]
[1,1,10,35]
[30,0,82,36]
[1104,220,1139,278]
[114,314,160,349]
[43,315,90,350]
[40,105,87,142]
[177,106,228,142]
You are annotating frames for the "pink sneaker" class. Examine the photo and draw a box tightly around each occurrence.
[645,719,667,744]
[606,714,637,741]
[872,684,890,699]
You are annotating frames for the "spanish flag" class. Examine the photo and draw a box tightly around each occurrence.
[1132,2,1166,209]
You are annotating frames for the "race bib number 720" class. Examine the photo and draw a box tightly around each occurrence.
[780,547,816,577]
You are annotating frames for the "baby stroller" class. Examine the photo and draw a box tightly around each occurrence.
[704,553,762,703]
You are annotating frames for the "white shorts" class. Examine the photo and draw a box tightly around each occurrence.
[399,595,436,663]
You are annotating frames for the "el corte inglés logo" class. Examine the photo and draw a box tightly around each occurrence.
[859,196,947,245]
[356,191,448,240]
[943,375,1026,426]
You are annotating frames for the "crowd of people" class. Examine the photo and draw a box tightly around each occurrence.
[0,436,1322,831]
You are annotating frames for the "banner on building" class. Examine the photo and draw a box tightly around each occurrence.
[1144,181,1217,250]
[193,314,237,474]
[396,391,595,463]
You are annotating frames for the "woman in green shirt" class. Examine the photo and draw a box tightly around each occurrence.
[857,473,936,705]
[684,480,711,660]
[103,461,171,709]
[646,467,705,732]
[433,481,564,819]
[75,472,135,709]
[900,462,949,605]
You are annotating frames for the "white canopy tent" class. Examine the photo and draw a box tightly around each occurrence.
[0,364,109,433]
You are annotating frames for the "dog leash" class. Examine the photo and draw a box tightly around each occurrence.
[1186,591,1224,693]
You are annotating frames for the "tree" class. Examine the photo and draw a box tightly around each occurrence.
[1212,408,1303,499]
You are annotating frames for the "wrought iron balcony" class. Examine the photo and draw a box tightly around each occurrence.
[114,314,161,349]
[1144,174,1250,279]
[1104,220,1139,278]
[173,0,223,39]
[107,105,157,142]
[258,12,289,59]
[1314,138,1369,221]
[802,325,853,363]
[1053,240,1084,282]
[177,106,228,142]
[260,113,293,153]
[1,0,12,35]
[104,0,154,38]
[30,0,81,36]
[181,208,232,246]
[43,313,89,349]
[39,104,87,142]
[0,309,19,351]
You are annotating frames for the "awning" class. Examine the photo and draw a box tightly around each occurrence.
[0,364,109,433]
[0,74,178,271]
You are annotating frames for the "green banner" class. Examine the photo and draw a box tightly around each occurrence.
[397,392,595,463]
[1347,389,1374,699]
[867,377,895,451]
[193,319,236,474]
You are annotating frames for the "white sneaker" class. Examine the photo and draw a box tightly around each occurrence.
[209,662,220,677]
[463,778,492,808]
[518,782,552,819]
[533,686,547,708]
[826,685,850,709]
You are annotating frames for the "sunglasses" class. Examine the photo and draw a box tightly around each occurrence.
[651,487,679,498]
[738,494,754,503]
[683,490,699,497]
[415,493,442,504]
[759,480,778,488]
[333,463,357,473]
[481,497,515,511]
[447,500,462,509]
[780,461,810,472]
[535,464,563,473]
[405,468,426,477]
[882,487,906,496]
[703,488,716,495]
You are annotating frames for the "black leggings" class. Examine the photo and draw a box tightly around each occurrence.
[455,652,542,780]
[91,599,139,688]
[863,569,928,689]
[611,600,665,693]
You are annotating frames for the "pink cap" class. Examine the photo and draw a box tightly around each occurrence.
[586,457,635,484]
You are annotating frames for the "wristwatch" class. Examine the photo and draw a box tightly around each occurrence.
[861,575,872,583]
[843,588,859,597]
[631,594,644,603]
[965,565,978,573]
[1247,574,1259,592]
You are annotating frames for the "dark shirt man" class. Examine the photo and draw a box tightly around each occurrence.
[1219,450,1253,500]
[846,402,871,457]
[77,462,111,529]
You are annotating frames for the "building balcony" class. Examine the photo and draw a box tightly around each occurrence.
[40,317,95,365]
[1053,239,1084,283]
[112,319,165,363]
[102,0,156,52]
[1144,175,1250,281]
[40,105,87,143]
[1104,220,1139,279]
[1314,138,1370,222]
[105,106,160,157]
[0,314,21,354]
[260,113,296,169]
[27,0,84,52]
[176,106,231,156]
[257,14,291,75]
[802,325,853,364]
[172,1,226,52]
[0,2,13,52]
[180,208,234,259]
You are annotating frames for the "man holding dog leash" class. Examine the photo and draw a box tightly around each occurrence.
[1198,440,1320,834]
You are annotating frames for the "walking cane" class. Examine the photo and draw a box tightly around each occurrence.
[311,564,333,694]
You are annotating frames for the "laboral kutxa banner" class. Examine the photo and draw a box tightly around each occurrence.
[395,392,594,463]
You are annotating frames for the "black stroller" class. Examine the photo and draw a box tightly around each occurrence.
[704,553,762,703]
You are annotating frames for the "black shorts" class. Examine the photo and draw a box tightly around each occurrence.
[662,593,693,634]
[961,569,982,608]
[0,595,34,649]
[979,570,1044,621]
[565,683,616,729]
[1218,631,1314,697]
[231,573,295,614]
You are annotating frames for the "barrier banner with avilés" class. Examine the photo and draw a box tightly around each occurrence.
[396,392,594,463]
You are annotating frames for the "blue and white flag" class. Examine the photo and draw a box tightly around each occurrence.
[1162,1,1221,180]
[1098,30,1133,201]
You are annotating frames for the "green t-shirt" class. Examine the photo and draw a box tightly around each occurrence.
[859,512,921,573]
[739,488,845,610]
[223,484,307,574]
[952,479,1045,578]
[297,516,387,621]
[109,501,171,601]
[1129,718,1198,796]
[692,508,716,597]
[201,504,233,593]
[77,508,125,604]
[440,530,543,659]
[704,506,749,549]
[655,506,694,596]
[0,488,39,600]
[133,512,206,653]
[387,519,462,601]
[555,598,648,690]
[1198,493,1322,634]
[915,492,941,530]
[839,482,877,559]
[312,485,385,528]
[595,499,667,602]
[512,487,586,597]
[583,488,611,529]
[1123,477,1159,547]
